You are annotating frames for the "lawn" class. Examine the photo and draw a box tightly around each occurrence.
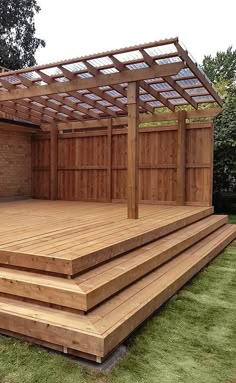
[0,218,235,383]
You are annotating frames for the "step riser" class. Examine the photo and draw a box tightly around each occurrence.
[71,209,214,275]
[0,226,234,360]
[0,216,227,311]
[104,230,236,356]
[86,217,227,310]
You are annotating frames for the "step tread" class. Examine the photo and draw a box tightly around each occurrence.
[0,215,227,311]
[0,223,234,359]
[0,206,213,275]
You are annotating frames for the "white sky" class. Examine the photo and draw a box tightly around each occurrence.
[35,0,236,66]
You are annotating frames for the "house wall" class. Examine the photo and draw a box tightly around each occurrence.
[0,128,32,199]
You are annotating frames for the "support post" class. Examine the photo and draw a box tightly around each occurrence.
[50,124,58,200]
[107,119,112,202]
[176,110,186,205]
[127,82,139,219]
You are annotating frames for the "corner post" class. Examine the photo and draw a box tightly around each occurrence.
[50,124,58,200]
[127,82,139,219]
[176,110,186,205]
[107,119,112,202]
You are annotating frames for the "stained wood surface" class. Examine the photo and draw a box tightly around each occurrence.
[0,200,213,275]
[127,82,139,218]
[0,215,227,311]
[0,224,234,359]
[32,121,213,206]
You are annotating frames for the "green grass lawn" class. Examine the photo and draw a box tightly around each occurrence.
[0,218,235,383]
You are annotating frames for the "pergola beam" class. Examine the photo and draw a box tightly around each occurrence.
[46,107,222,131]
[0,62,184,102]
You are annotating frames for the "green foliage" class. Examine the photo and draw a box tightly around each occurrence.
[0,0,45,69]
[202,46,236,84]
[202,48,236,211]
[213,88,236,193]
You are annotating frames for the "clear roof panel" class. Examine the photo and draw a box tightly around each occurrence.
[0,38,222,124]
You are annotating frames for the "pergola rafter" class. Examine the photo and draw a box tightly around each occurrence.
[0,38,222,127]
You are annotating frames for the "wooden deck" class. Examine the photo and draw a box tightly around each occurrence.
[0,200,235,362]
[0,200,213,276]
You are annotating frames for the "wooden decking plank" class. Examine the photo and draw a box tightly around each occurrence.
[0,215,225,311]
[0,224,234,359]
[93,225,236,338]
[0,201,213,277]
[88,225,234,323]
[0,205,172,251]
[7,206,185,254]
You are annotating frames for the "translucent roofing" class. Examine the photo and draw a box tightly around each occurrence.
[0,37,222,125]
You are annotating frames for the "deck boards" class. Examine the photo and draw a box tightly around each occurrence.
[0,215,227,311]
[0,224,235,359]
[0,200,213,275]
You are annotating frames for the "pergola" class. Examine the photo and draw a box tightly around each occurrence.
[0,37,222,218]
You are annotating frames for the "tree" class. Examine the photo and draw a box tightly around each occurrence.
[202,48,236,213]
[202,47,236,84]
[213,88,236,193]
[0,0,45,70]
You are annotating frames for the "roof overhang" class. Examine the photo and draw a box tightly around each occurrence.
[0,37,223,127]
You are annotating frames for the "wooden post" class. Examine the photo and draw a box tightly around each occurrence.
[50,124,58,200]
[176,110,186,205]
[127,82,139,219]
[107,119,112,202]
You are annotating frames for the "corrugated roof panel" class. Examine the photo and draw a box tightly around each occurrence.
[150,83,171,90]
[148,100,162,107]
[105,90,122,97]
[78,102,92,109]
[177,78,201,87]
[193,95,215,102]
[1,75,19,84]
[119,97,128,104]
[140,94,155,101]
[114,50,143,63]
[97,100,111,106]
[144,43,177,57]
[155,56,181,65]
[100,68,119,74]
[172,68,193,79]
[186,87,207,95]
[48,99,61,105]
[78,72,93,79]
[66,96,79,103]
[55,77,70,82]
[21,71,41,80]
[85,93,101,100]
[63,62,87,72]
[126,62,149,70]
[160,90,180,98]
[169,98,187,104]
[88,57,113,67]
[41,67,63,76]
[108,106,122,111]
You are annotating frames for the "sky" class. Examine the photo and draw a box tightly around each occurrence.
[35,0,235,66]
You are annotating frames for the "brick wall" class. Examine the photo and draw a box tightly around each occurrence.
[0,130,31,198]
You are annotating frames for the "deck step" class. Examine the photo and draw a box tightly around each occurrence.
[0,206,213,276]
[0,215,228,311]
[0,224,235,361]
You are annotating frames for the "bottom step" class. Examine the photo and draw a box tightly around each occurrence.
[0,224,235,361]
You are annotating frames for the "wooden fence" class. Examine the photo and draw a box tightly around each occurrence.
[32,121,213,206]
